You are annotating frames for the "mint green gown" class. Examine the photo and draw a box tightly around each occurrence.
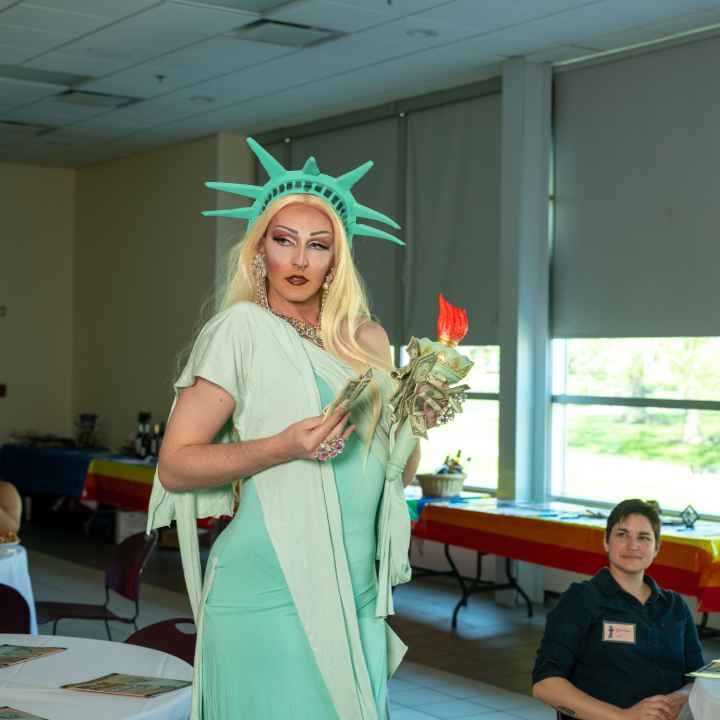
[200,375,389,719]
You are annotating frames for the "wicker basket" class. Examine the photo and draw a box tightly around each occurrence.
[416,472,466,498]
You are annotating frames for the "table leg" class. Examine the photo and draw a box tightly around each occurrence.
[450,555,534,629]
[698,612,720,638]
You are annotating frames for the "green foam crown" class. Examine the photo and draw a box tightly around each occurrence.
[202,137,403,247]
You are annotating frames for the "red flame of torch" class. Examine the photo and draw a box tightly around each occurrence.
[436,293,469,347]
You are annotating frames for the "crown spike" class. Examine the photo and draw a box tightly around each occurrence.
[354,203,401,229]
[202,207,255,219]
[302,156,320,176]
[206,181,262,199]
[247,136,286,180]
[350,223,405,246]
[336,160,373,190]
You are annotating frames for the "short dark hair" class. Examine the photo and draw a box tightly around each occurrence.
[606,499,661,545]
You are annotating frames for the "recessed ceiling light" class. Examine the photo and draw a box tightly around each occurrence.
[0,64,92,87]
[54,90,139,108]
[405,29,439,39]
[228,19,342,47]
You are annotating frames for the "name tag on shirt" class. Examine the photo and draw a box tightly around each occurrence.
[602,621,636,644]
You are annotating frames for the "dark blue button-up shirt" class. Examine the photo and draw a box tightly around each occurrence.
[532,568,705,710]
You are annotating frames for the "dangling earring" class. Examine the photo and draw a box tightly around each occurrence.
[319,267,335,326]
[252,253,269,310]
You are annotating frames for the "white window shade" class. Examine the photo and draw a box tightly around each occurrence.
[553,36,720,339]
[405,93,501,345]
[290,119,403,342]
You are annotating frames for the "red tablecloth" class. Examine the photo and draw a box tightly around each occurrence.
[412,498,720,613]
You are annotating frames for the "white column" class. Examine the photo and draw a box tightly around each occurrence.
[496,58,553,606]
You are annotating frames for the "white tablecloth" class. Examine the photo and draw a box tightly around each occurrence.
[690,677,720,720]
[0,633,192,720]
[0,545,37,634]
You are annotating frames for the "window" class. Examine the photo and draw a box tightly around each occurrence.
[551,338,720,515]
[400,345,500,490]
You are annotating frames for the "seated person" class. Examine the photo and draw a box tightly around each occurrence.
[0,480,21,536]
[532,499,704,720]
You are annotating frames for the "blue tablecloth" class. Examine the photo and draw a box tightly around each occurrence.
[0,444,112,497]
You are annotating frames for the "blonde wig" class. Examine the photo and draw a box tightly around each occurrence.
[222,193,394,455]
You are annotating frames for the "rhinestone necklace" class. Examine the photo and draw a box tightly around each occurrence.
[271,308,324,348]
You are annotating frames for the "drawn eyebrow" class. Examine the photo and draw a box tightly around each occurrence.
[273,225,332,239]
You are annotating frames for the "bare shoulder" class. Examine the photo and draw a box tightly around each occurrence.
[356,320,391,360]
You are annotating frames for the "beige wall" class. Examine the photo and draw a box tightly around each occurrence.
[0,163,75,442]
[74,134,252,448]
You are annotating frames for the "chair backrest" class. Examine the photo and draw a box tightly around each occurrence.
[105,530,158,601]
[125,617,196,665]
[0,583,31,633]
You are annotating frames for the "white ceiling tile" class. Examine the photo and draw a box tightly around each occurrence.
[80,36,292,98]
[24,48,137,77]
[645,9,720,36]
[22,1,162,20]
[2,96,116,124]
[0,24,67,53]
[57,2,259,68]
[331,0,451,19]
[581,26,663,51]
[69,95,202,133]
[0,42,39,64]
[416,0,588,31]
[108,2,257,35]
[268,0,385,32]
[0,5,109,35]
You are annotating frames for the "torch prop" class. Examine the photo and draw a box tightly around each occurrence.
[376,294,474,615]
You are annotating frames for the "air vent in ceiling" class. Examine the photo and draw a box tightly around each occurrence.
[0,65,93,87]
[0,120,57,138]
[227,19,343,47]
[54,91,140,108]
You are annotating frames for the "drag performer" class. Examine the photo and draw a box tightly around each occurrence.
[147,138,472,719]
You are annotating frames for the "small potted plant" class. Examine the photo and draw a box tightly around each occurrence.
[416,450,468,497]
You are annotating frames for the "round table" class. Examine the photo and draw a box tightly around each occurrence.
[690,677,720,720]
[0,545,37,634]
[0,633,192,720]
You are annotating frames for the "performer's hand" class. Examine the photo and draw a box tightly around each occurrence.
[621,696,674,720]
[417,382,442,429]
[278,406,355,461]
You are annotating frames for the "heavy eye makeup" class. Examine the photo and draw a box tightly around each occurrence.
[271,234,331,251]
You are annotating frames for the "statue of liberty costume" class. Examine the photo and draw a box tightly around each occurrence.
[146,139,414,720]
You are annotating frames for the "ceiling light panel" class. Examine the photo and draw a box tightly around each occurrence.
[55,90,138,107]
[230,20,337,46]
[80,35,290,99]
[268,0,386,33]
[0,65,92,87]
[23,49,137,78]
